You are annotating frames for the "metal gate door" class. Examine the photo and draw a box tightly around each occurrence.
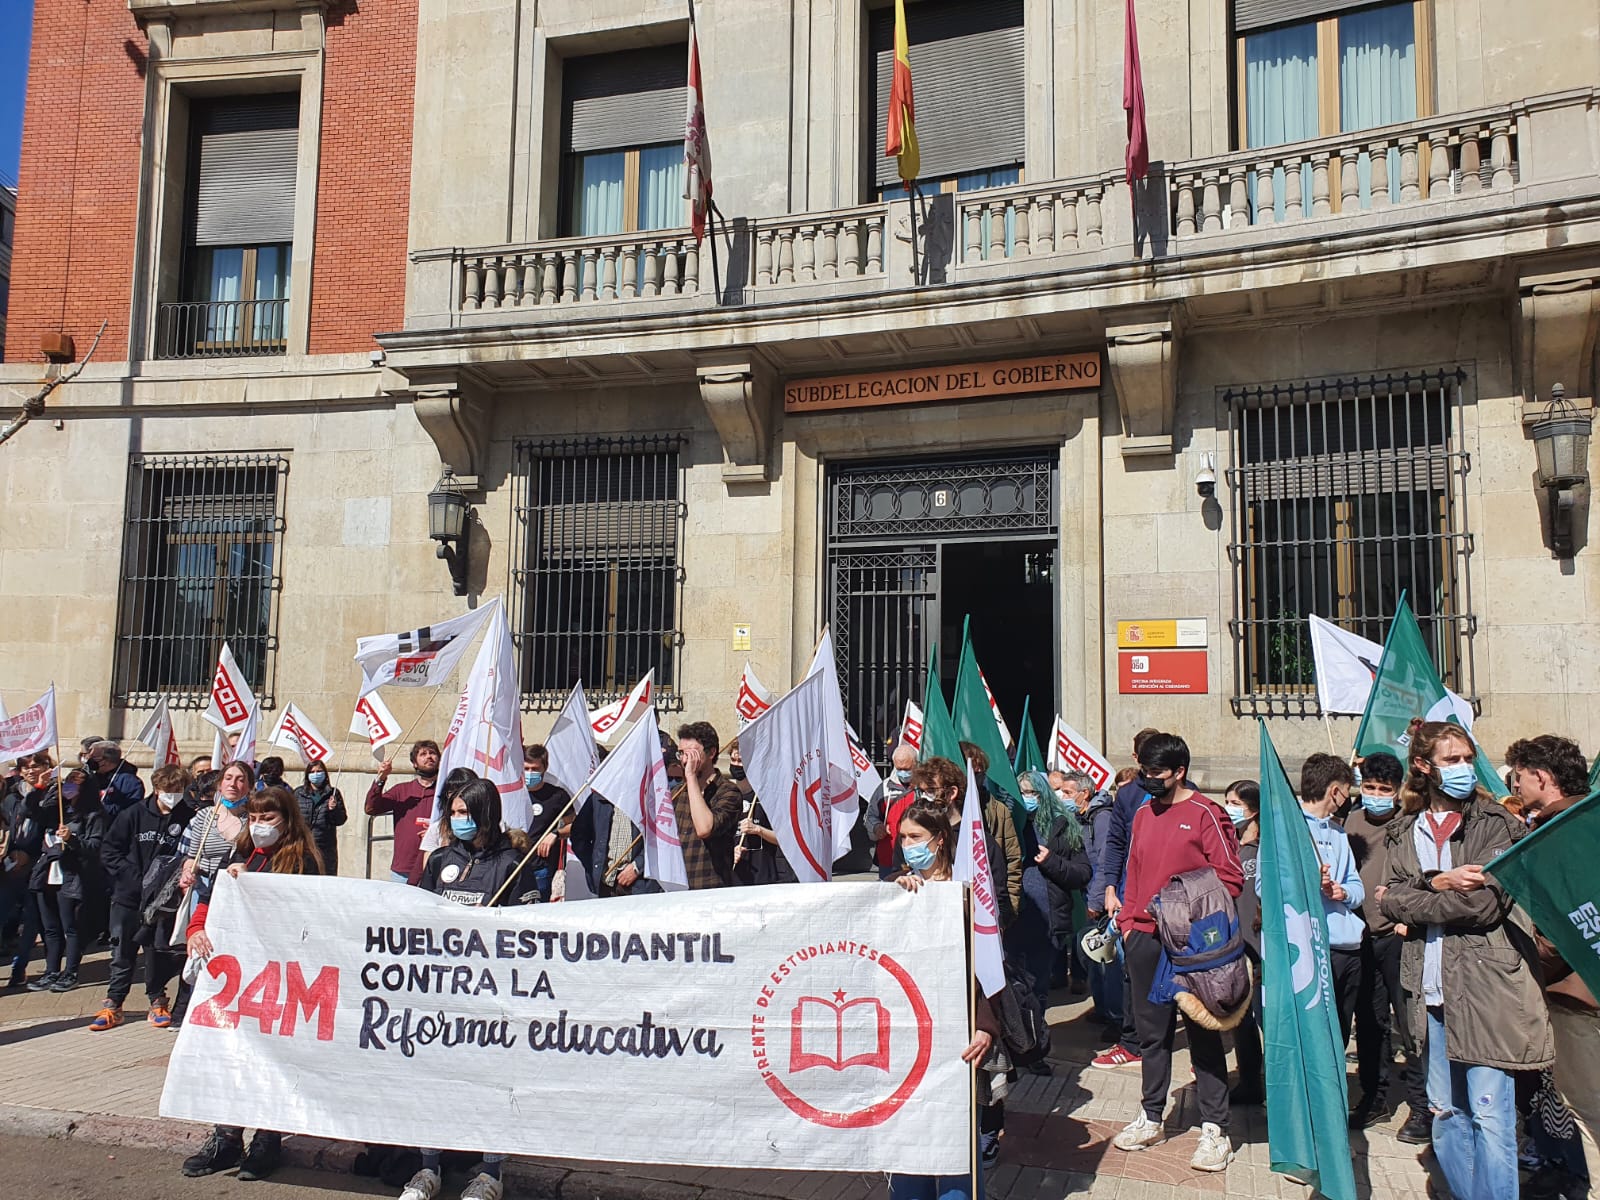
[826,452,1058,763]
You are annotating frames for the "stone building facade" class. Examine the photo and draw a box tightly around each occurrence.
[2,0,1598,873]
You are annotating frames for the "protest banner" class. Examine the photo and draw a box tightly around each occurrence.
[1049,715,1113,792]
[269,703,333,765]
[160,874,970,1173]
[202,643,257,732]
[0,686,56,760]
[350,693,400,761]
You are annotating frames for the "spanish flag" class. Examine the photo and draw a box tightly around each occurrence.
[885,0,919,184]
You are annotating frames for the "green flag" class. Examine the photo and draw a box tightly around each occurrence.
[1352,594,1507,798]
[1487,790,1600,1003]
[1013,696,1046,775]
[1258,722,1357,1200]
[1588,756,1600,795]
[920,642,965,763]
[952,619,1024,805]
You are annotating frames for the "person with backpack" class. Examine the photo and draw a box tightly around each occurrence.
[395,777,539,1200]
[89,763,197,1031]
[890,795,1003,1200]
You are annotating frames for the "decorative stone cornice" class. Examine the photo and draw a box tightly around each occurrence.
[405,369,494,491]
[696,354,776,484]
[1517,265,1600,420]
[1105,309,1181,459]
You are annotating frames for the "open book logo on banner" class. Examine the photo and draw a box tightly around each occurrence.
[750,938,934,1130]
[790,990,890,1073]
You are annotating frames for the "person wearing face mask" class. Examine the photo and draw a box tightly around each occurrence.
[1341,751,1429,1139]
[401,778,539,1200]
[867,743,918,878]
[366,740,442,885]
[293,758,348,877]
[180,784,322,1182]
[1010,770,1091,1030]
[1074,771,1121,1031]
[2,753,50,989]
[90,764,197,1031]
[1218,780,1264,1106]
[1380,722,1552,1200]
[1111,733,1242,1173]
[891,797,1004,1199]
[520,744,572,901]
[27,769,106,994]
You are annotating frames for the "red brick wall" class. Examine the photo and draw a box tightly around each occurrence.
[3,0,146,364]
[308,1,418,355]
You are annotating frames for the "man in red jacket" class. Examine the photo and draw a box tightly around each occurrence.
[364,740,439,885]
[1111,732,1243,1174]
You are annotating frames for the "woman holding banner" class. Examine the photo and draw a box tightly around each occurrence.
[398,777,539,1200]
[892,795,1002,1200]
[180,784,324,1181]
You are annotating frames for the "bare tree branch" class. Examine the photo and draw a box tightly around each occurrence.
[0,320,109,449]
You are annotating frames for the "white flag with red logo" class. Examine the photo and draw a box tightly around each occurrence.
[428,603,528,847]
[202,643,257,732]
[349,692,400,761]
[136,698,182,769]
[734,661,774,727]
[353,602,497,699]
[802,628,865,860]
[588,670,655,745]
[544,682,599,798]
[0,686,56,760]
[741,672,835,884]
[576,706,686,891]
[846,722,884,811]
[977,663,1014,751]
[900,700,925,753]
[954,758,1006,998]
[1049,714,1114,791]
[224,701,261,766]
[268,702,333,765]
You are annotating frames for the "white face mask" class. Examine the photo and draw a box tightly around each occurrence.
[156,791,182,812]
[249,821,282,849]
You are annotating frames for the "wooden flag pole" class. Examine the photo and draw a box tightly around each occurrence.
[54,738,64,827]
[602,834,643,883]
[383,686,445,768]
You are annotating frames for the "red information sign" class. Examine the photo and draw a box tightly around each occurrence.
[1118,649,1208,695]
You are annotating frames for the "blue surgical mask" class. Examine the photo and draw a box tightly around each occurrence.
[221,794,249,812]
[1019,792,1040,813]
[894,769,913,785]
[525,770,543,788]
[450,816,478,842]
[1436,763,1477,800]
[308,770,328,787]
[1360,792,1396,817]
[902,841,936,873]
[1224,803,1249,827]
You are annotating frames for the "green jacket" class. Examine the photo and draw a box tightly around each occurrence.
[1379,794,1554,1072]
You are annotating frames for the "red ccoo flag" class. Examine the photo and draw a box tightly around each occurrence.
[684,18,714,243]
[1123,0,1149,185]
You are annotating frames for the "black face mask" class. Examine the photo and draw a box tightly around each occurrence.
[1138,774,1172,799]
[729,765,747,782]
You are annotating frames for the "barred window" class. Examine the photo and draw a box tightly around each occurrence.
[511,436,684,712]
[114,453,287,707]
[1226,371,1476,717]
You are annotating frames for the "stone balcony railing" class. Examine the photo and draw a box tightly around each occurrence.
[405,90,1598,333]
[1169,105,1521,236]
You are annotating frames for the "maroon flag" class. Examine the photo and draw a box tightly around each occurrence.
[684,21,713,243]
[1123,0,1149,185]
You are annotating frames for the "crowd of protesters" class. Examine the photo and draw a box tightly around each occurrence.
[2,712,1597,1200]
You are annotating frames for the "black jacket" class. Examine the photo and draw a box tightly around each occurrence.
[101,795,199,909]
[525,781,573,874]
[568,794,656,896]
[1,780,46,890]
[29,798,106,901]
[293,782,348,869]
[734,793,798,886]
[1031,815,1093,948]
[419,835,540,907]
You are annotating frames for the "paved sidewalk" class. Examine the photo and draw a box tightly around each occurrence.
[0,948,1447,1199]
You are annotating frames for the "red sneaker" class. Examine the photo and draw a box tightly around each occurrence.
[1091,1044,1142,1070]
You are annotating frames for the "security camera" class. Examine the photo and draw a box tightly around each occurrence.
[369,349,386,367]
[1196,452,1217,499]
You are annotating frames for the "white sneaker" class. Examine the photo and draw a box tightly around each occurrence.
[460,1173,504,1200]
[1112,1112,1166,1151]
[1190,1122,1233,1172]
[398,1168,441,1200]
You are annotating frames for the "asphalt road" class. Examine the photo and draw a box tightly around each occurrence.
[0,1134,394,1199]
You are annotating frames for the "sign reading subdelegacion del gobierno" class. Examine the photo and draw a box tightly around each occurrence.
[784,352,1100,414]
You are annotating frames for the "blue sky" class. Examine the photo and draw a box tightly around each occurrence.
[0,0,32,188]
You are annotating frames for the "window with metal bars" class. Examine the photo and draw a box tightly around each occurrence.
[510,437,685,712]
[113,453,287,708]
[1225,370,1476,717]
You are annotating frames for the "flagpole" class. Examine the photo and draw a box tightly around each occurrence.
[708,202,724,306]
[967,884,980,1200]
[385,686,445,768]
[602,834,644,885]
[54,736,64,827]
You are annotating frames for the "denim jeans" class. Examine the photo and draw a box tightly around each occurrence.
[1426,1007,1519,1200]
[1082,933,1124,1024]
[887,1137,982,1200]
